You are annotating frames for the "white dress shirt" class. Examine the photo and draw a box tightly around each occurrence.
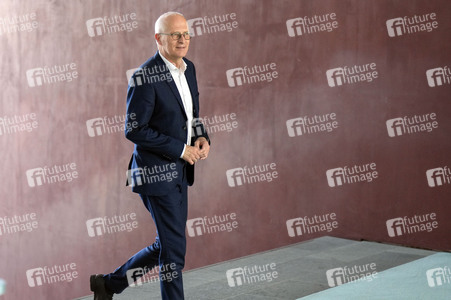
[159,52,193,158]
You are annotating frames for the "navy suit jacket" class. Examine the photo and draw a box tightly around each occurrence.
[125,52,209,196]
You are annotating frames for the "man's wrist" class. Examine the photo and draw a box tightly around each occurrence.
[180,144,187,158]
[196,136,210,145]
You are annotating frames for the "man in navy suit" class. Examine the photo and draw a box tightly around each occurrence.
[90,12,210,300]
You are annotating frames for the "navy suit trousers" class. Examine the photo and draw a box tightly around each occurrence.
[104,166,188,299]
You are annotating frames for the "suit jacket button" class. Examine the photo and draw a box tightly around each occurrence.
[182,126,187,130]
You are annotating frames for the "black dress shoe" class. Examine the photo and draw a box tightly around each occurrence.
[90,274,113,300]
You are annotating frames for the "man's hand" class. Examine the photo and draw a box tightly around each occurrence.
[182,138,210,165]
[182,145,202,165]
[194,137,210,160]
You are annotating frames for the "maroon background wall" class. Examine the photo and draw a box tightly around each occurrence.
[1,0,450,299]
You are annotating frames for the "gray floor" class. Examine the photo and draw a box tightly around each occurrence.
[77,236,437,300]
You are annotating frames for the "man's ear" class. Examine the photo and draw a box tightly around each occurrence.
[155,33,162,45]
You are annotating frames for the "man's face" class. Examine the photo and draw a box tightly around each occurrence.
[156,15,190,63]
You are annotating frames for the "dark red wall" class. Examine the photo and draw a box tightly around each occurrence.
[1,0,450,299]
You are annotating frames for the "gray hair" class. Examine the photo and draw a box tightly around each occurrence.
[155,12,185,34]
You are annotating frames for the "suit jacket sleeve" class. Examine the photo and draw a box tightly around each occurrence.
[124,78,185,161]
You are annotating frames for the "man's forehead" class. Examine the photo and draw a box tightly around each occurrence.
[165,15,188,31]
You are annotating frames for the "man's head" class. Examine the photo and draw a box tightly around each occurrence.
[155,12,190,66]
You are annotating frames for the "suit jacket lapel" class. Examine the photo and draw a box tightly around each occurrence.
[155,54,187,120]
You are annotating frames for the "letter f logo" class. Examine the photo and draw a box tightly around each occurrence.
[226,68,244,87]
[326,68,344,87]
[86,118,105,137]
[386,118,404,137]
[226,268,244,287]
[187,18,204,37]
[226,168,245,187]
[286,218,303,237]
[326,268,344,287]
[286,18,303,37]
[126,268,145,287]
[86,18,105,37]
[326,168,344,187]
[386,18,404,37]
[426,268,445,287]
[426,68,445,87]
[26,68,44,87]
[386,218,404,237]
[86,218,105,237]
[127,168,145,187]
[186,218,204,237]
[286,118,304,137]
[426,168,445,187]
[26,268,45,287]
[26,168,45,187]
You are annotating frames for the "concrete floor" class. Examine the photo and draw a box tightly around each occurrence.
[76,236,438,300]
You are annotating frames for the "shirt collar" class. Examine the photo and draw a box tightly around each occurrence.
[159,52,187,73]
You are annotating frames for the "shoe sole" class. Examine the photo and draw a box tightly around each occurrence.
[90,275,96,292]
